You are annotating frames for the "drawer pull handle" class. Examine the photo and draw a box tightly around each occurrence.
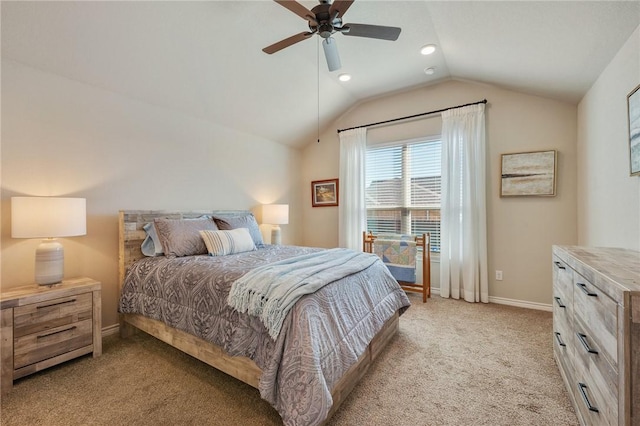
[37,326,77,339]
[553,297,566,308]
[577,332,599,354]
[554,261,566,270]
[554,332,566,347]
[37,298,77,309]
[576,283,598,297]
[578,383,599,413]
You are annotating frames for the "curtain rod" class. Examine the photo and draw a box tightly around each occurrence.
[336,99,488,134]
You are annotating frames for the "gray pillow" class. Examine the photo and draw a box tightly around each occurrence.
[154,217,218,257]
[213,213,265,248]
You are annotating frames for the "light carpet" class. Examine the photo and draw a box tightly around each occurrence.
[0,294,578,425]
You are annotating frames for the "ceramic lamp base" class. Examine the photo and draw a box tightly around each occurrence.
[35,239,64,285]
[271,225,282,246]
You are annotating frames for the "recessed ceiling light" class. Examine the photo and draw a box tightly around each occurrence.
[338,73,351,82]
[424,67,436,75]
[420,44,437,55]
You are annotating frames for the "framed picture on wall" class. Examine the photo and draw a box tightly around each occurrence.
[500,150,557,197]
[311,179,339,207]
[628,83,640,176]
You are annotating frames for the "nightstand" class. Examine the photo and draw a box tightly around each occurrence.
[1,277,101,394]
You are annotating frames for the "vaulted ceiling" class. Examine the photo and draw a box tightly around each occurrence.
[2,1,639,148]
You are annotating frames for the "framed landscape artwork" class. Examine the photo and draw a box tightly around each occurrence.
[500,150,557,197]
[311,179,339,207]
[628,83,640,176]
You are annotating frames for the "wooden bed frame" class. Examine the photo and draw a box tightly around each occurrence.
[118,210,401,424]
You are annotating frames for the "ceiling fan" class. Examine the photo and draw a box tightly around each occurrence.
[262,0,401,72]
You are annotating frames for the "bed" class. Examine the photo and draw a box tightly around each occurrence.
[118,210,410,426]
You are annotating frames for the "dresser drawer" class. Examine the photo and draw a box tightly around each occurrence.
[13,318,93,369]
[553,292,574,390]
[553,308,573,356]
[553,286,572,342]
[553,256,573,314]
[573,350,618,426]
[13,293,93,338]
[573,315,618,398]
[553,328,574,388]
[572,272,618,369]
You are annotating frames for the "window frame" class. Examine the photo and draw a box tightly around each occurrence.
[365,136,442,253]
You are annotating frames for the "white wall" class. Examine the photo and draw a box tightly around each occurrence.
[577,25,640,249]
[301,79,578,306]
[1,60,303,328]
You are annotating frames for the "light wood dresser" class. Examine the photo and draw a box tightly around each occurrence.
[552,246,640,426]
[1,277,102,394]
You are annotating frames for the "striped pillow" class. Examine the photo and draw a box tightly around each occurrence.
[199,228,256,256]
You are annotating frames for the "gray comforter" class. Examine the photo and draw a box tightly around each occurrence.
[119,245,410,426]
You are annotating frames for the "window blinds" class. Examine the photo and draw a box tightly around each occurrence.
[366,139,442,250]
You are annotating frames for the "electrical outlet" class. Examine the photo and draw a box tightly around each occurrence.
[495,270,503,281]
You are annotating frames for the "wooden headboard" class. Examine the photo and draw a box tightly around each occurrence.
[118,210,251,292]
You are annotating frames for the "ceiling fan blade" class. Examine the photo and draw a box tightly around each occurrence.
[263,31,314,54]
[341,23,401,41]
[274,0,316,23]
[329,0,354,19]
[322,37,341,72]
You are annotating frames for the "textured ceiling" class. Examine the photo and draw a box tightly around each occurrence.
[2,1,639,148]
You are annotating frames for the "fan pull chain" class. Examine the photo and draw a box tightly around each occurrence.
[317,37,320,143]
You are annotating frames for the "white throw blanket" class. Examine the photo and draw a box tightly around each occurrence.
[227,248,379,339]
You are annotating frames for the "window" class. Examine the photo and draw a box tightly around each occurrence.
[366,139,441,252]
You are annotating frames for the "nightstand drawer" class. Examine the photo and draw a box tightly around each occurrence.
[13,318,93,369]
[1,277,101,395]
[13,293,92,338]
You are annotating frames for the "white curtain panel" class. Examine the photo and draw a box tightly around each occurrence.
[338,128,367,250]
[440,104,489,303]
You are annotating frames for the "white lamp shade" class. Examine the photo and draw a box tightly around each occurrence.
[12,197,86,238]
[262,204,289,225]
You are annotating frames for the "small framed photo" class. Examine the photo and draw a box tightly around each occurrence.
[311,179,339,207]
[501,150,557,197]
[628,83,640,176]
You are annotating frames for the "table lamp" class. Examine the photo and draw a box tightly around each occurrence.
[11,197,87,285]
[262,204,289,245]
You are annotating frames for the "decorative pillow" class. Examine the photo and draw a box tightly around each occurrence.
[141,222,164,256]
[200,228,256,256]
[213,213,265,248]
[153,217,218,257]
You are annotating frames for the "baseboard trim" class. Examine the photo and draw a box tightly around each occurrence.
[102,323,120,337]
[488,296,552,312]
[430,287,552,312]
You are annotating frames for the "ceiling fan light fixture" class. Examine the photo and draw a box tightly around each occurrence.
[420,44,437,55]
[338,73,351,82]
[322,37,342,71]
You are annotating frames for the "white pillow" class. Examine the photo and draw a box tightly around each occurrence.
[200,228,256,256]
